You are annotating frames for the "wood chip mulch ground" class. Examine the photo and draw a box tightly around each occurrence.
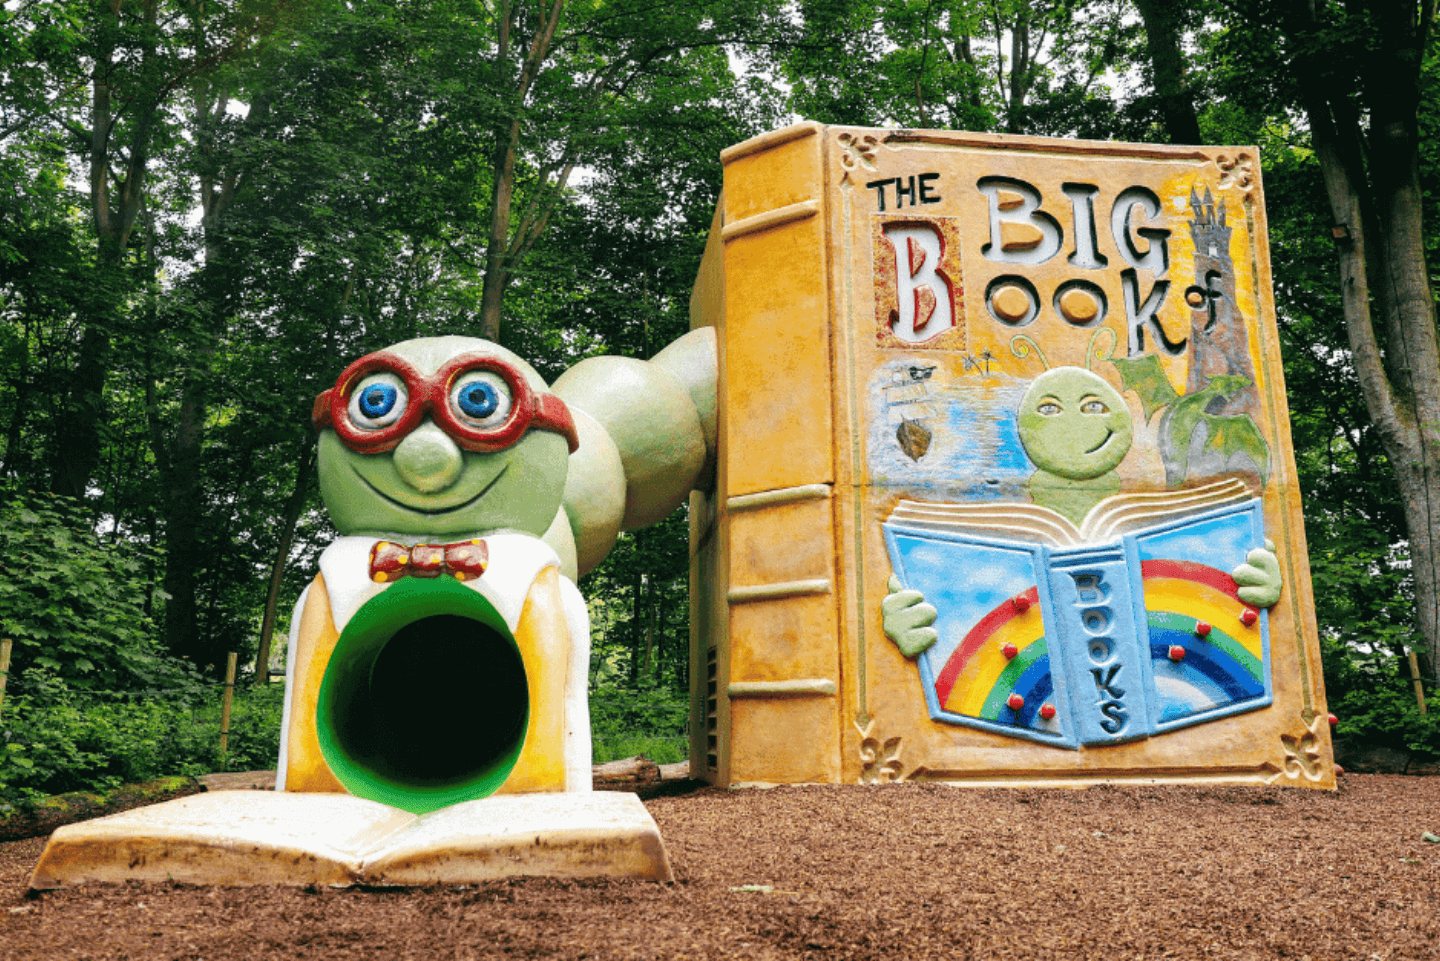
[1,774,1437,960]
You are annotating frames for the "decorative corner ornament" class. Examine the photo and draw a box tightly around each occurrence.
[1215,151,1255,192]
[1275,715,1327,783]
[838,131,879,179]
[857,719,905,784]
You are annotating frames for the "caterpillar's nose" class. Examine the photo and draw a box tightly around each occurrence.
[391,420,462,493]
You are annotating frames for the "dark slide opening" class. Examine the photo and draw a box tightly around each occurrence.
[327,613,529,787]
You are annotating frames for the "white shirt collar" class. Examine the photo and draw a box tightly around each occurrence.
[318,533,561,634]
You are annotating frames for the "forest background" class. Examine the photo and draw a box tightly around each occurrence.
[1,0,1437,803]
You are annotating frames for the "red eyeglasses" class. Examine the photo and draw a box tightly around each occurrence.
[312,350,580,455]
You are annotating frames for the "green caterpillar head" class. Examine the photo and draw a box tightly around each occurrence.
[313,336,577,538]
[1017,366,1133,481]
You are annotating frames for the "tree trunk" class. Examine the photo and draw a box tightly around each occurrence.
[160,383,208,663]
[0,336,33,480]
[50,325,112,500]
[1283,0,1440,681]
[1372,113,1440,687]
[476,0,567,343]
[592,755,660,786]
[154,49,266,668]
[643,602,656,678]
[1004,9,1031,133]
[478,122,519,342]
[253,444,316,685]
[56,0,162,501]
[629,570,644,683]
[949,33,986,117]
[1133,0,1203,145]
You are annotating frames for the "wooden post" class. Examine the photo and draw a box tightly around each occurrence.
[219,652,238,766]
[1409,649,1428,715]
[0,638,12,723]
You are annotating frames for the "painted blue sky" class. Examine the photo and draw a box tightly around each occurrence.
[886,530,1041,670]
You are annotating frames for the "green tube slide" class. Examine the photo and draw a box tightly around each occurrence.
[316,577,529,814]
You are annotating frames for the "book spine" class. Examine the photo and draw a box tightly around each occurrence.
[1044,545,1153,745]
[693,121,844,785]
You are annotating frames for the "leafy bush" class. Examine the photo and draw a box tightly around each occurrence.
[594,735,687,765]
[0,670,284,807]
[0,487,200,691]
[590,678,688,764]
[212,680,286,772]
[1319,620,1440,758]
[1330,677,1440,758]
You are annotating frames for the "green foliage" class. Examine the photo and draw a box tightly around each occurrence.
[583,512,691,695]
[1259,132,1425,698]
[592,735,687,766]
[590,677,689,765]
[1328,673,1440,758]
[771,0,1142,139]
[0,487,200,690]
[1310,527,1414,658]
[4,0,791,676]
[1192,6,1440,691]
[1312,523,1434,757]
[0,0,1433,792]
[0,671,284,807]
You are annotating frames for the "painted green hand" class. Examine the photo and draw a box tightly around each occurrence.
[882,574,938,658]
[1232,539,1283,608]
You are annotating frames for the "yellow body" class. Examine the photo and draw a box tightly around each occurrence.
[282,566,571,796]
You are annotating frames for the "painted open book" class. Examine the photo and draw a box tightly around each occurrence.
[29,790,673,890]
[882,479,1273,749]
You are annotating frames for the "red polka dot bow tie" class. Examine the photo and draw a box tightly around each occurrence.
[368,539,489,583]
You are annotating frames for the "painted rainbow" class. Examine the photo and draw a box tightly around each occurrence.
[929,559,1269,743]
[1140,559,1267,727]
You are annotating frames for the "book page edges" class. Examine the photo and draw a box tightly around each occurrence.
[362,793,674,884]
[29,791,415,889]
[29,791,675,889]
[1080,478,1252,542]
[888,501,1081,546]
[887,479,1254,549]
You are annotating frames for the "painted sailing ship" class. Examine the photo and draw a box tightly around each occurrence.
[886,365,937,461]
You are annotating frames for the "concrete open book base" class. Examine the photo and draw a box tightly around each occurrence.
[29,791,674,890]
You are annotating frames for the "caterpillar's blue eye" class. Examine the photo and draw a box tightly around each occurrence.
[359,384,398,418]
[347,373,407,430]
[450,370,511,428]
[457,382,498,419]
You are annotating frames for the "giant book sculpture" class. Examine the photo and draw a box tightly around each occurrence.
[687,123,1334,789]
[31,121,1336,892]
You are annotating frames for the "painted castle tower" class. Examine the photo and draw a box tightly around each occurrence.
[1184,186,1258,418]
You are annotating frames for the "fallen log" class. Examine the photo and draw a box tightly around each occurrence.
[0,776,201,843]
[592,755,661,789]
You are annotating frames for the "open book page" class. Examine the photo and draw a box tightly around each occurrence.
[1078,478,1252,542]
[885,500,1084,546]
[29,791,414,888]
[887,478,1252,548]
[364,793,672,884]
[883,494,1271,749]
[30,791,673,889]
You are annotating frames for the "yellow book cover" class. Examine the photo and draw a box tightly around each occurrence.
[692,123,1333,790]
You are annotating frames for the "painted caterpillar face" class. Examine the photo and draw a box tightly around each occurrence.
[1016,367,1133,481]
[314,336,575,538]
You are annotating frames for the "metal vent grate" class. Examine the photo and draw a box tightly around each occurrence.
[705,645,718,772]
